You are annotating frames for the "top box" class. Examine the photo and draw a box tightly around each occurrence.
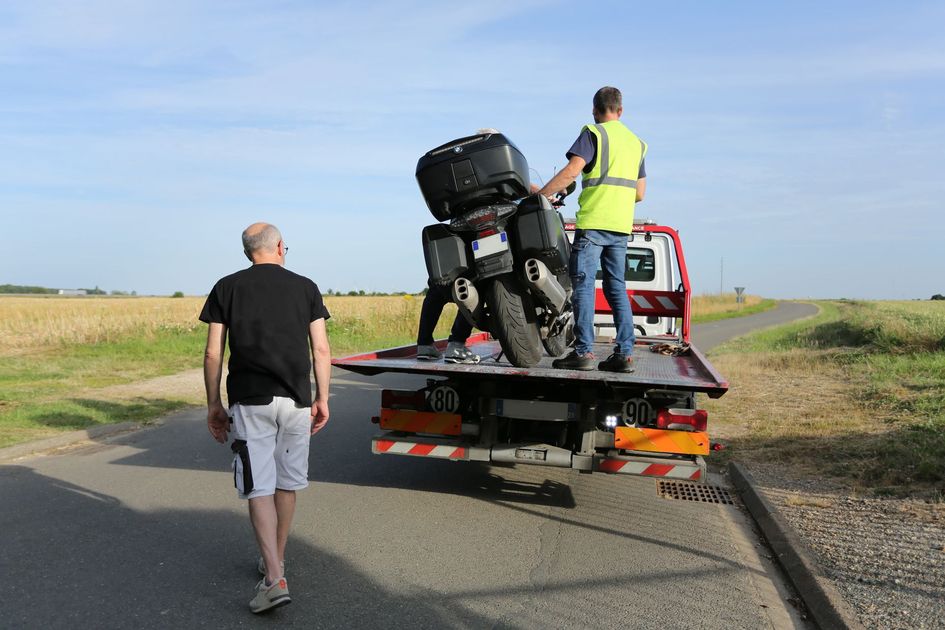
[416,132,530,222]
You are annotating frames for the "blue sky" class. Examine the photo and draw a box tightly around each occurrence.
[2,0,943,298]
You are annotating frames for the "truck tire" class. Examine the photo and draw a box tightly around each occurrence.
[488,275,543,368]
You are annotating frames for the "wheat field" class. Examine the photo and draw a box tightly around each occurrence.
[0,293,765,355]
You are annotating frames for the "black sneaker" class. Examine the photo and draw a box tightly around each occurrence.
[598,353,634,373]
[552,350,596,371]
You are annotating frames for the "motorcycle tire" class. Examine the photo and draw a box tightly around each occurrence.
[488,274,543,368]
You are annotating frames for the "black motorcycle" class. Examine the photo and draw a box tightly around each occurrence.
[416,131,574,368]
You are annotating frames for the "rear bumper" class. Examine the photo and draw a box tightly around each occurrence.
[371,432,706,482]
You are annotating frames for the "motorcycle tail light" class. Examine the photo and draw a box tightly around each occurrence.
[450,204,517,231]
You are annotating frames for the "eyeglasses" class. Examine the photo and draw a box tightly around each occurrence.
[282,242,289,254]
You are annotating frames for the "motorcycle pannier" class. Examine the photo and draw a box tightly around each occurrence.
[416,132,530,221]
[422,223,468,286]
[512,195,570,274]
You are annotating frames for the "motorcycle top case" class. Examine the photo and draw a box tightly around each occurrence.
[512,195,571,274]
[416,132,530,221]
[422,223,468,286]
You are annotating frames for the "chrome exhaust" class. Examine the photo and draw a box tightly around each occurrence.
[524,258,567,315]
[452,277,482,327]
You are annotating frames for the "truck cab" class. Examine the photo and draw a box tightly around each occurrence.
[564,218,679,340]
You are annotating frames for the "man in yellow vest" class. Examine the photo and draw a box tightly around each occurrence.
[538,86,646,372]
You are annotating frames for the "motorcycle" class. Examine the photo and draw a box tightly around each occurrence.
[416,131,575,368]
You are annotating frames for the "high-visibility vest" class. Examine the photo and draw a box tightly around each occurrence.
[577,120,647,234]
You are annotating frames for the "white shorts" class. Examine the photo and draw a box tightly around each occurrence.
[230,396,312,499]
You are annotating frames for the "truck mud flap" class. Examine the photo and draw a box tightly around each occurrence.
[372,433,488,462]
[595,453,706,482]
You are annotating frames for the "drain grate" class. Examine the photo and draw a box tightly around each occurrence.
[657,480,735,505]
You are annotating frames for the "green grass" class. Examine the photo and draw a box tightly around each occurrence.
[709,300,945,498]
[0,328,207,448]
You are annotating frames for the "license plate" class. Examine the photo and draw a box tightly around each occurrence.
[472,232,509,260]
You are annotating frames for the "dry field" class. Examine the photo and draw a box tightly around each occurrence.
[705,300,945,496]
[0,292,763,356]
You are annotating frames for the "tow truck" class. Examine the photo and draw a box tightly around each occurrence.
[332,220,728,481]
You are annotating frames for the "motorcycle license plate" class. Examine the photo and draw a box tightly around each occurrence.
[472,232,509,260]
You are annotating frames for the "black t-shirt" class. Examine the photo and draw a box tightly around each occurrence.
[199,264,330,407]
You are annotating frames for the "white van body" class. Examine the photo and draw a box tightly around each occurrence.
[564,218,679,339]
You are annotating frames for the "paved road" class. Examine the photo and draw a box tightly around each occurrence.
[1,302,817,629]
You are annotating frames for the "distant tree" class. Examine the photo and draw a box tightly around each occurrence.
[131,290,137,296]
[171,291,185,298]
[932,294,945,301]
[0,284,57,294]
[346,290,357,296]
[358,289,365,296]
[79,285,106,295]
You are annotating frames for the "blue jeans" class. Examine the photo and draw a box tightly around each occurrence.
[569,229,634,356]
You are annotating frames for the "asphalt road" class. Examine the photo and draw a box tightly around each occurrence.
[1,302,818,629]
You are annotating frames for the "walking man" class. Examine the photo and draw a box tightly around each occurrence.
[201,222,332,613]
[538,86,647,372]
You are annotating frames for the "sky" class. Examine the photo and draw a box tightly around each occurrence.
[1,0,943,299]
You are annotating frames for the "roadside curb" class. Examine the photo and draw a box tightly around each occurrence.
[0,420,157,463]
[728,461,864,630]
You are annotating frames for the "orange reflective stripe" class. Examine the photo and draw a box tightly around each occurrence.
[614,427,709,455]
[379,409,462,436]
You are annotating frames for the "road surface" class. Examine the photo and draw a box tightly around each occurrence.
[1,302,818,629]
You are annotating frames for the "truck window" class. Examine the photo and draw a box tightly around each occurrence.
[595,247,655,282]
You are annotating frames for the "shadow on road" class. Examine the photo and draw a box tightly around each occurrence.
[0,464,499,629]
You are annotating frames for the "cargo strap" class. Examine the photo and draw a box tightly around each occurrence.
[649,342,691,356]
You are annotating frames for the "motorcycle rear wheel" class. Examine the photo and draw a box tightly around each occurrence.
[488,275,543,368]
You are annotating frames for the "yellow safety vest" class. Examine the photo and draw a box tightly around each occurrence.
[577,120,647,234]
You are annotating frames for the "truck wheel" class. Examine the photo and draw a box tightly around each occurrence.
[488,275,543,368]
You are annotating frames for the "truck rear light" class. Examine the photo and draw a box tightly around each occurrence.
[381,389,427,410]
[656,408,707,432]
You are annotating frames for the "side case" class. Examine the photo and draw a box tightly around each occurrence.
[422,224,468,286]
[512,195,571,274]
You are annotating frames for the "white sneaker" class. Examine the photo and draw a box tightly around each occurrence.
[249,576,291,613]
[444,342,480,364]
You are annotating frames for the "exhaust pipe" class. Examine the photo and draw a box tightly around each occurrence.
[524,258,567,315]
[452,277,483,327]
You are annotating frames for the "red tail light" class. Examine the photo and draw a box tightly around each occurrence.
[381,389,427,410]
[656,408,707,432]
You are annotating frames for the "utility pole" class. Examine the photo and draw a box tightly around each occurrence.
[720,257,724,296]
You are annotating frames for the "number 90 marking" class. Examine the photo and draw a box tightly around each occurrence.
[623,398,653,426]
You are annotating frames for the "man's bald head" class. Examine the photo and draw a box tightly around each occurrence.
[242,222,283,262]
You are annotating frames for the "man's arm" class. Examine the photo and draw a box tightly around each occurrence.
[636,177,646,202]
[309,318,331,434]
[204,322,230,443]
[537,155,586,200]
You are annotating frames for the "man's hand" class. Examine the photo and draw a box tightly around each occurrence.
[311,399,330,435]
[207,402,230,443]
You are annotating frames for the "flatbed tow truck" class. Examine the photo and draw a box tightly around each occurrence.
[332,222,728,481]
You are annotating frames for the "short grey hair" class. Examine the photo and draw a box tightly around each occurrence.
[242,223,282,257]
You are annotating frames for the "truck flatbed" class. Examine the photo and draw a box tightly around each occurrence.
[333,332,728,398]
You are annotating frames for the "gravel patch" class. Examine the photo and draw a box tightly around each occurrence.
[746,465,945,630]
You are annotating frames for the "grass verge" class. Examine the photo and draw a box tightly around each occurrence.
[705,300,945,499]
